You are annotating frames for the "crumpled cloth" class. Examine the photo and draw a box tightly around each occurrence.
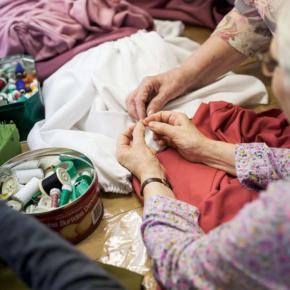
[133,102,290,233]
[0,0,153,61]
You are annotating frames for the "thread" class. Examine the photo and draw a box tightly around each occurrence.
[13,177,40,206]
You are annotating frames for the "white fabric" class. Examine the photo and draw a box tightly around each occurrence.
[28,22,268,194]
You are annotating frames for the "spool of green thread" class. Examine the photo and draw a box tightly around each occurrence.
[59,184,72,206]
[73,176,91,198]
[55,161,77,179]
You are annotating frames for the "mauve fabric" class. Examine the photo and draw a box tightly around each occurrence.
[127,0,233,29]
[133,102,290,233]
[0,0,153,78]
[36,27,138,81]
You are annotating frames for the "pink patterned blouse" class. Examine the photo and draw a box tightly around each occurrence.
[213,0,285,56]
[141,143,290,289]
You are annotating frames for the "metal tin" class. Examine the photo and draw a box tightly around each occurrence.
[1,148,103,244]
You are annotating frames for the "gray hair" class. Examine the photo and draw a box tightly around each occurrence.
[277,1,290,90]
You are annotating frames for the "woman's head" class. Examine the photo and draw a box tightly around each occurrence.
[272,1,290,119]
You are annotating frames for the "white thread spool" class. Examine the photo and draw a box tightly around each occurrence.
[13,160,40,170]
[15,169,44,184]
[13,177,40,207]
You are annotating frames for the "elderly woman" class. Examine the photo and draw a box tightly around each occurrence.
[126,0,285,120]
[117,1,290,289]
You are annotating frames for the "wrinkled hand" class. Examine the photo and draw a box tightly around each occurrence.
[144,111,211,163]
[126,68,188,120]
[116,122,165,181]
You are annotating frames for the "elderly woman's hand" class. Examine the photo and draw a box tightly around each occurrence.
[116,122,165,182]
[144,111,237,175]
[144,111,211,163]
[126,68,189,121]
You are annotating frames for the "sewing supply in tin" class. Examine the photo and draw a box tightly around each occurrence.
[39,167,71,195]
[12,177,40,208]
[59,184,72,206]
[73,175,92,198]
[0,176,19,200]
[13,160,39,170]
[50,188,60,208]
[15,62,25,78]
[37,195,51,209]
[7,199,22,211]
[14,168,44,184]
[29,191,42,205]
[2,151,95,213]
[55,161,77,179]
[0,57,39,106]
[0,77,7,90]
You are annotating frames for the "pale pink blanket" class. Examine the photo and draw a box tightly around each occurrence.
[0,0,153,61]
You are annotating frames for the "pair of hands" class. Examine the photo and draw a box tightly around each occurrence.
[116,111,210,182]
[126,68,191,120]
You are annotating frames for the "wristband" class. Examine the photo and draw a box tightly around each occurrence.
[140,177,172,196]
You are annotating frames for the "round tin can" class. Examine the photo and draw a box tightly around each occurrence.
[1,148,103,244]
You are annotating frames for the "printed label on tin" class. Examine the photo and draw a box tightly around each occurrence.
[92,199,102,225]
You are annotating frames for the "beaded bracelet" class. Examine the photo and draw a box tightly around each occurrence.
[140,177,172,196]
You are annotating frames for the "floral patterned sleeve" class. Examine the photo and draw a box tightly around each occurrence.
[212,0,273,56]
[141,180,290,290]
[235,143,290,190]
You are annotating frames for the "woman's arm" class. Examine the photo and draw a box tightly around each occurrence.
[235,143,290,190]
[180,0,273,93]
[127,1,272,119]
[141,180,290,290]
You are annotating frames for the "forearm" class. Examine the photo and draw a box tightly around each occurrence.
[140,168,175,202]
[180,35,246,91]
[199,140,237,176]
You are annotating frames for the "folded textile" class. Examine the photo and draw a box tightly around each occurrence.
[0,0,153,63]
[28,24,268,194]
[133,102,290,233]
[128,0,233,29]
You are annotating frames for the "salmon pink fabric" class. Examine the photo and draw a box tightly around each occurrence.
[133,102,290,233]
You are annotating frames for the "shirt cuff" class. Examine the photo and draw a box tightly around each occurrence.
[235,143,273,190]
[143,195,201,231]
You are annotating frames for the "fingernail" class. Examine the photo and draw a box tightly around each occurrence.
[147,110,153,116]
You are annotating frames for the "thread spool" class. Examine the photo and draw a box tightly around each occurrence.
[73,176,91,198]
[15,62,24,75]
[50,188,60,208]
[14,168,44,184]
[16,79,26,92]
[13,160,40,170]
[39,168,71,195]
[59,184,72,206]
[7,199,22,211]
[0,77,7,90]
[1,176,20,200]
[55,161,77,179]
[30,191,42,205]
[12,177,40,207]
[38,195,51,209]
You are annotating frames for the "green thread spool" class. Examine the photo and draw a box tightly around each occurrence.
[55,161,77,179]
[59,184,72,206]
